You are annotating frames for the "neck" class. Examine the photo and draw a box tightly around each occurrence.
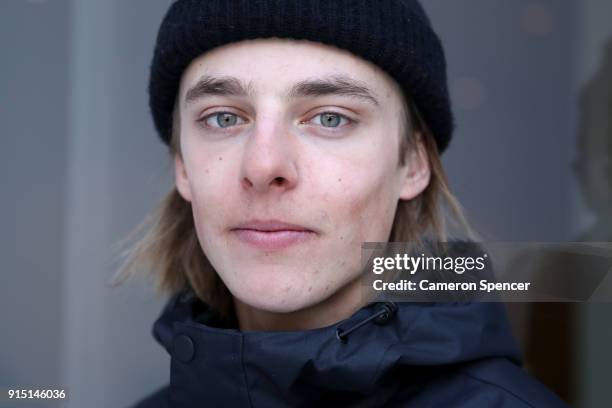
[233,277,372,331]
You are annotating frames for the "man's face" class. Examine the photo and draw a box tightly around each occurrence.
[175,38,429,314]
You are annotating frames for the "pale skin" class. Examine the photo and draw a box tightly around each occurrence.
[174,38,430,331]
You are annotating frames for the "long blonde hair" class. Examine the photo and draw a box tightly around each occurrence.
[112,95,478,321]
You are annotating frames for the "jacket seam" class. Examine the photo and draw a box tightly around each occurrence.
[368,305,428,387]
[240,335,255,408]
[457,369,536,408]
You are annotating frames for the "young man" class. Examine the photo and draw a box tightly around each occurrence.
[127,1,568,406]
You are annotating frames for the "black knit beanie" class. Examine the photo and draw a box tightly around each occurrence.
[149,0,454,153]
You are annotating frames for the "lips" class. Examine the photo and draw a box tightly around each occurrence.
[232,220,313,232]
[231,220,316,250]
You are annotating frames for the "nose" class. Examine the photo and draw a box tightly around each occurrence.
[240,114,299,193]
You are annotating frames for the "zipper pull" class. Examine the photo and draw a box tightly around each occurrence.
[336,302,397,343]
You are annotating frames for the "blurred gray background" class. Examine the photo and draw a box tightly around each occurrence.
[1,0,611,407]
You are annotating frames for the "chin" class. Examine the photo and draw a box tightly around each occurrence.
[240,295,314,314]
[229,275,328,314]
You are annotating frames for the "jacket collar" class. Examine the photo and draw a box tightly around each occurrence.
[152,287,520,406]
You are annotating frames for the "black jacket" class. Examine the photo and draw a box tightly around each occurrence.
[132,290,567,407]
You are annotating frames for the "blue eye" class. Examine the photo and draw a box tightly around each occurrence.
[202,112,245,128]
[313,112,350,128]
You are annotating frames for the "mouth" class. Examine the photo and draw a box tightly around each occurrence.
[230,220,317,250]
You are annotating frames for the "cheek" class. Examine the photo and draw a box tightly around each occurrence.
[327,153,401,243]
[345,176,398,241]
[183,151,236,234]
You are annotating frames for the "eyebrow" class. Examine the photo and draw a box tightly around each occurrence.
[288,75,380,106]
[184,76,254,103]
[183,74,380,106]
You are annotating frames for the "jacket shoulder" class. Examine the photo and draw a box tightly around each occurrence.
[129,385,170,408]
[395,358,569,408]
[458,358,569,407]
